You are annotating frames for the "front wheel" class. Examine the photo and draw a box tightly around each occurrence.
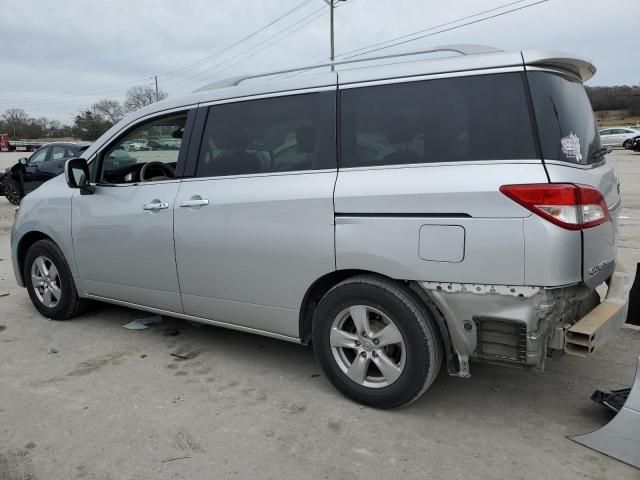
[4,179,23,205]
[24,239,88,320]
[312,275,442,409]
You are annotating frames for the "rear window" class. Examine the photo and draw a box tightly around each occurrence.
[340,72,537,168]
[528,71,602,165]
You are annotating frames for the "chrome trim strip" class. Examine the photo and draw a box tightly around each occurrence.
[198,85,337,108]
[339,66,526,89]
[179,168,336,183]
[543,159,607,170]
[524,65,583,82]
[337,159,543,172]
[85,294,302,344]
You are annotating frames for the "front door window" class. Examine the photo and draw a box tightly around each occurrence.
[100,114,187,184]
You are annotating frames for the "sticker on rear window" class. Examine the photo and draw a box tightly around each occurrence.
[560,132,582,162]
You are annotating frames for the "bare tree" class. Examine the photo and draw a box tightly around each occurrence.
[93,99,125,124]
[2,108,29,137]
[36,117,49,130]
[124,85,167,112]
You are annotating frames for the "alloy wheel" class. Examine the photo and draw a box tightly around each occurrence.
[4,183,21,205]
[330,305,406,388]
[31,256,62,308]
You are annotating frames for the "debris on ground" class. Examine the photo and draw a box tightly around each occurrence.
[591,388,631,414]
[163,328,180,337]
[161,456,191,463]
[46,347,58,354]
[140,354,147,359]
[0,293,9,298]
[170,353,188,360]
[122,315,164,330]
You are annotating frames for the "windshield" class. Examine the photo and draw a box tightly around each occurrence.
[528,71,602,165]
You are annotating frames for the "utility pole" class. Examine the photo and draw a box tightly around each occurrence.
[323,0,346,71]
[154,75,159,102]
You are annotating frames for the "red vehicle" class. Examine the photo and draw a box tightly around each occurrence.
[0,134,47,152]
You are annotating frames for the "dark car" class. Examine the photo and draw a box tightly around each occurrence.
[2,142,90,205]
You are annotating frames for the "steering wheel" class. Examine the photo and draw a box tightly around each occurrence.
[139,161,175,182]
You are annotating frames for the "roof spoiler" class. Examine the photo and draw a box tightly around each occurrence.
[522,51,597,82]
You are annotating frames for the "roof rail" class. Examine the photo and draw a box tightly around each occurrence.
[194,44,502,92]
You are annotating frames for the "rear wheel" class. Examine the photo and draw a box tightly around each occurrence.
[312,275,442,409]
[623,139,632,150]
[4,179,23,205]
[24,239,88,320]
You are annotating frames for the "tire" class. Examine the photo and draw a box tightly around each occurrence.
[623,140,632,150]
[312,275,442,409]
[4,179,23,205]
[24,239,88,320]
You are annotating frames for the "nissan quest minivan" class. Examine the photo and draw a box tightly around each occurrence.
[11,46,631,408]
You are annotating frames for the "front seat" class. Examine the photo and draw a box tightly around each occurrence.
[209,123,261,176]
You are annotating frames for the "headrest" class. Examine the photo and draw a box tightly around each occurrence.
[212,122,249,149]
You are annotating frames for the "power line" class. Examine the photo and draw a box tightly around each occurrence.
[282,0,547,80]
[344,0,549,60]
[0,76,151,104]
[159,0,315,82]
[164,4,328,91]
[335,0,531,59]
[202,8,330,81]
[0,1,315,108]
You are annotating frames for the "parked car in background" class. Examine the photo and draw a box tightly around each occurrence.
[627,136,640,152]
[623,134,640,150]
[2,142,90,205]
[599,127,639,147]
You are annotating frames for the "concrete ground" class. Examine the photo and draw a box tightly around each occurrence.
[0,150,639,480]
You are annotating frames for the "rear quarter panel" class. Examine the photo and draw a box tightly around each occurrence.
[334,162,552,285]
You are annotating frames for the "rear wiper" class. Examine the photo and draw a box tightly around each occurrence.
[591,147,610,160]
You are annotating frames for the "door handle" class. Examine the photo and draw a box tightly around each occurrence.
[179,199,209,207]
[143,201,169,211]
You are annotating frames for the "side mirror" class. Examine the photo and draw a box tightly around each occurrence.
[18,158,28,165]
[64,158,94,194]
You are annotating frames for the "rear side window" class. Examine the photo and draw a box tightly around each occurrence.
[340,72,537,168]
[196,91,335,178]
[528,71,601,164]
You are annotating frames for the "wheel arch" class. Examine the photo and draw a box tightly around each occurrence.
[16,231,54,284]
[298,270,454,368]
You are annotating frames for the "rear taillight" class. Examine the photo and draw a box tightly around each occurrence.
[500,183,610,230]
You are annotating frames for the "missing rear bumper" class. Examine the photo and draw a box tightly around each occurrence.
[564,267,632,357]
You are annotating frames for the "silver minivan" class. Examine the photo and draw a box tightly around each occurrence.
[11,46,630,408]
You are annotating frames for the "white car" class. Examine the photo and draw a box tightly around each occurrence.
[599,127,639,147]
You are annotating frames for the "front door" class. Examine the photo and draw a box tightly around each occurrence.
[22,146,50,193]
[72,111,193,312]
[174,90,337,338]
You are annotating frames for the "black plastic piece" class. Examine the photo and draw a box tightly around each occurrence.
[591,388,631,414]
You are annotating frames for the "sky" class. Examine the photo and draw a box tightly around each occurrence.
[0,0,638,123]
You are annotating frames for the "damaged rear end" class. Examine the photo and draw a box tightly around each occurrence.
[419,57,631,376]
